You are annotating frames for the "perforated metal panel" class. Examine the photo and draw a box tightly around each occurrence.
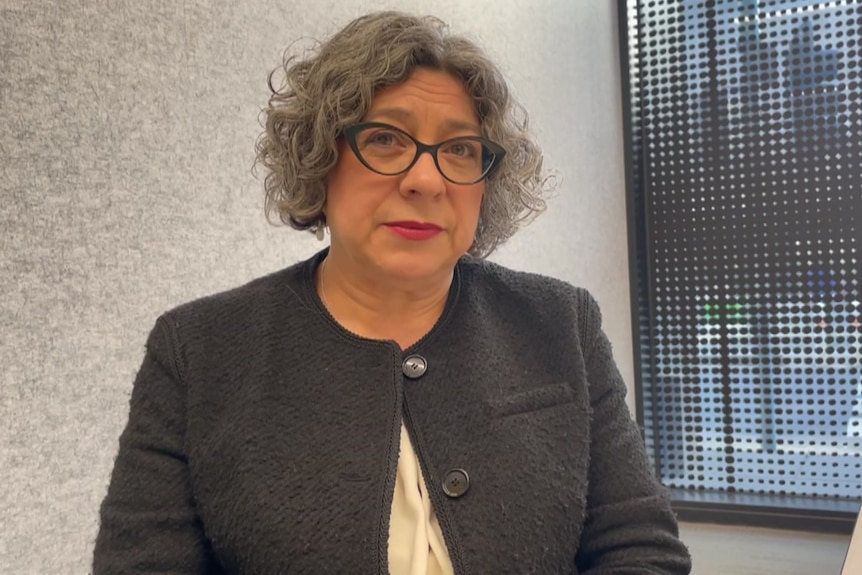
[625,0,862,499]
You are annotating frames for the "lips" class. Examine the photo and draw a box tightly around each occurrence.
[384,221,443,241]
[385,221,442,231]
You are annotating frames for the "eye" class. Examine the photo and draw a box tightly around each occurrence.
[443,140,479,158]
[362,129,409,148]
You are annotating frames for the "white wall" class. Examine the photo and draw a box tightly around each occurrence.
[0,0,849,573]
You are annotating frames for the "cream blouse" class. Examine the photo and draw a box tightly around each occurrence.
[388,424,455,575]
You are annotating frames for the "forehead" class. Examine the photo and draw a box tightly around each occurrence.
[368,68,478,124]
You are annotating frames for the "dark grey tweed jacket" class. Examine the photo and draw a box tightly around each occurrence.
[93,251,691,574]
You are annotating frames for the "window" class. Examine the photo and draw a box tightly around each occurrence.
[621,0,862,530]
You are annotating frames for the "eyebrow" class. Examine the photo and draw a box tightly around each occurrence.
[366,107,481,136]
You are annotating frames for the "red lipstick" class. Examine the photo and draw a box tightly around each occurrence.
[384,221,443,241]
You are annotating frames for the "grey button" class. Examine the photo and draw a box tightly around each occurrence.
[402,355,427,379]
[442,468,470,498]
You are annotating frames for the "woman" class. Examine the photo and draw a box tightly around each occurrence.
[94,11,691,574]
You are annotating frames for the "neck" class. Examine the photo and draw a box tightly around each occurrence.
[317,251,454,348]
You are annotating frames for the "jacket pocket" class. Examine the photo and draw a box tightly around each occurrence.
[488,382,576,419]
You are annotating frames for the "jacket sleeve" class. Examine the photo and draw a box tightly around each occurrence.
[93,316,222,574]
[574,293,692,574]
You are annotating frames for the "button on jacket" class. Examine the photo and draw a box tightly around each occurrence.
[93,251,691,574]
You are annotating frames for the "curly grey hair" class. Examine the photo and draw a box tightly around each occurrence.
[255,11,552,258]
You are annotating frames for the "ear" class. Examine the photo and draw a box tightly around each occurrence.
[321,182,328,216]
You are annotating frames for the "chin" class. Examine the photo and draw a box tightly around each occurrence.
[373,252,455,281]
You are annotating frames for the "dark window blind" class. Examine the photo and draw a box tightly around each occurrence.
[622,0,862,525]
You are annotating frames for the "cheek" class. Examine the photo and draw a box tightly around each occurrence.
[325,159,387,223]
[459,186,485,225]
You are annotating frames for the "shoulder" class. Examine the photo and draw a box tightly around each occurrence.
[459,258,601,319]
[457,258,605,347]
[155,254,319,345]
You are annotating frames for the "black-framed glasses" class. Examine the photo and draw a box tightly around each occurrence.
[342,122,506,185]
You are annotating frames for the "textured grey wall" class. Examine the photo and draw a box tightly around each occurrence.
[1,1,631,572]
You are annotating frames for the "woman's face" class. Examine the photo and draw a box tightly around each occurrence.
[324,67,485,284]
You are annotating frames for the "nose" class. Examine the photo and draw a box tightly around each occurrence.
[399,150,446,197]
